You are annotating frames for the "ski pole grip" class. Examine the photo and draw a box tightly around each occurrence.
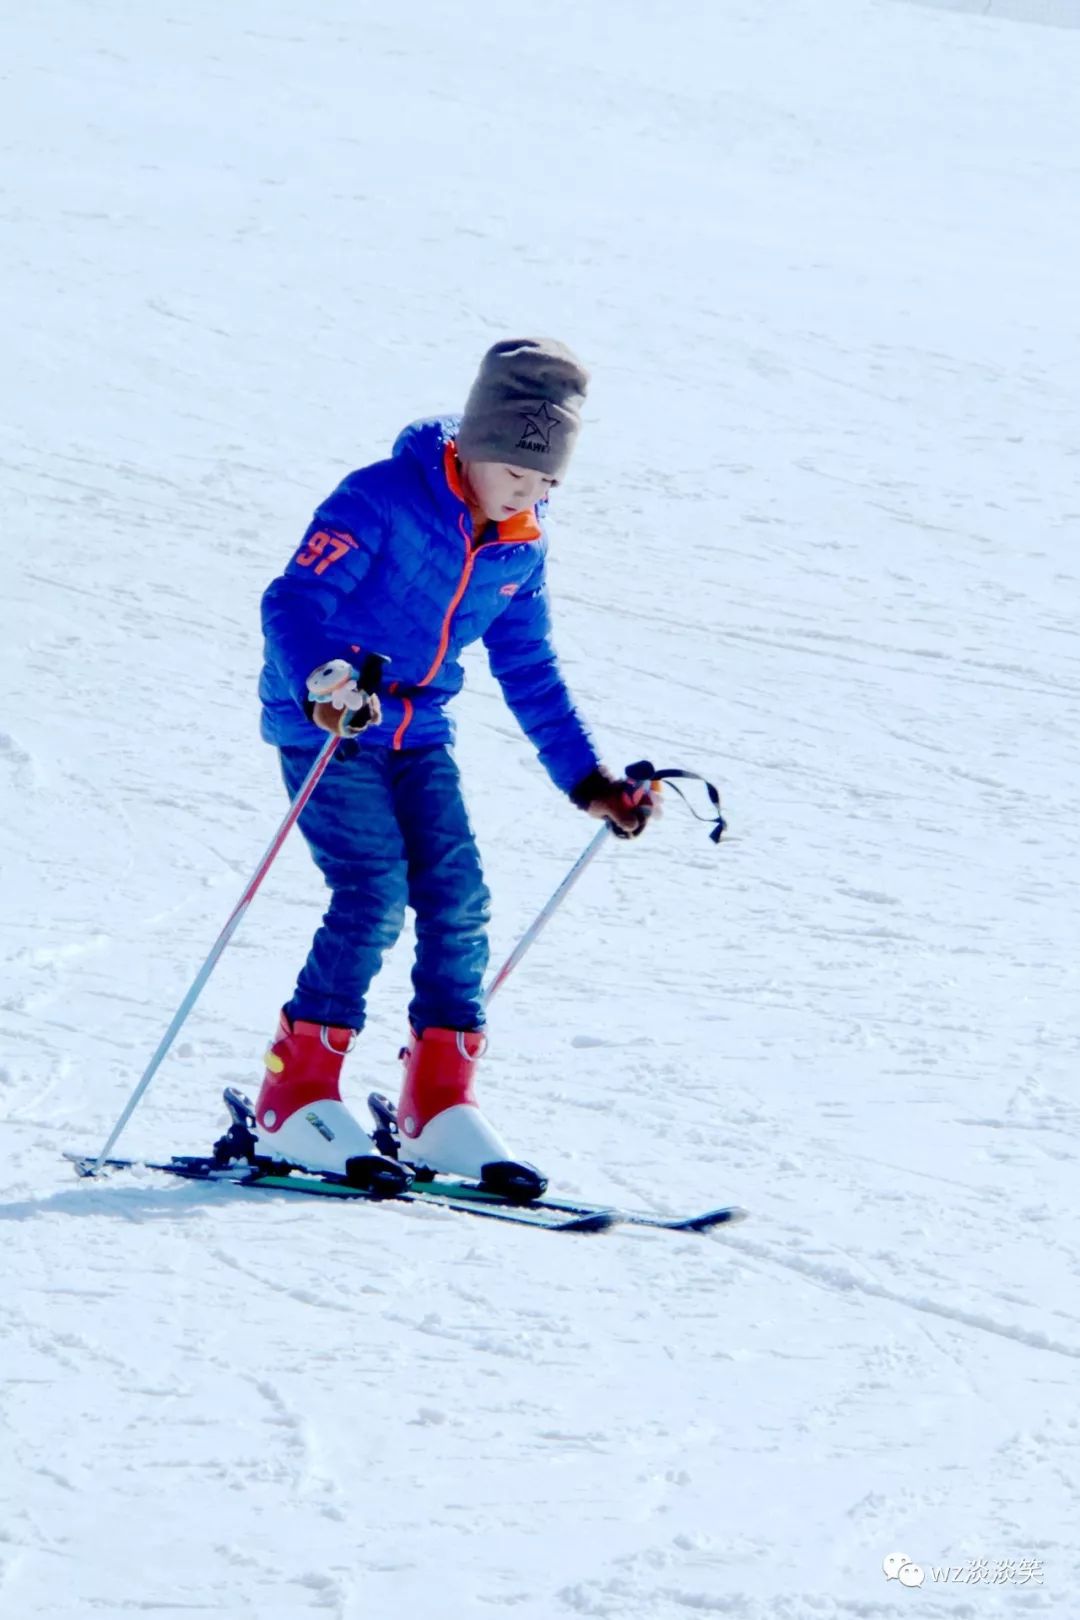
[357,652,390,695]
[624,759,726,842]
[625,758,657,784]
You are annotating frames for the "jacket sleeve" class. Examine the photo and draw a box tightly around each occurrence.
[482,568,601,795]
[261,468,390,706]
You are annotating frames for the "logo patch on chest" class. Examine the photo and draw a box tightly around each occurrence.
[499,582,520,597]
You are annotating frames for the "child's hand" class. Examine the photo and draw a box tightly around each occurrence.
[306,658,383,737]
[570,767,658,839]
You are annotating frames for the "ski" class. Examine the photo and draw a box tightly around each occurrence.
[62,1152,616,1232]
[364,1089,747,1231]
[64,1087,746,1235]
[62,1151,745,1234]
[407,1179,746,1232]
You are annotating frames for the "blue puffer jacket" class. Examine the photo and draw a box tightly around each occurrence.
[259,417,601,795]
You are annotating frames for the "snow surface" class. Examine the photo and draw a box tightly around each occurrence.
[3,0,1079,1614]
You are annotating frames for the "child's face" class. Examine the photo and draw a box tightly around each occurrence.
[463,460,558,523]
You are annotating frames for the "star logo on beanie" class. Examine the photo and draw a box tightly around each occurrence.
[517,401,559,449]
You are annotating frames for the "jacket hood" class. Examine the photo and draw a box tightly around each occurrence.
[391,416,462,505]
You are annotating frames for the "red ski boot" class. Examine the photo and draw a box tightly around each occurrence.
[396,1027,546,1200]
[255,1012,410,1192]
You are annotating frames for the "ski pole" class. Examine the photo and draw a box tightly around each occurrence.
[483,760,725,1007]
[484,821,611,1007]
[89,733,342,1173]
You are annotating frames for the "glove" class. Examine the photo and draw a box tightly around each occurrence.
[306,658,383,738]
[569,766,659,839]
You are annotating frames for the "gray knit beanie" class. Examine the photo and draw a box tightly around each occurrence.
[458,338,589,478]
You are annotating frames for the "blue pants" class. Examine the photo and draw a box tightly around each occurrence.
[280,741,490,1035]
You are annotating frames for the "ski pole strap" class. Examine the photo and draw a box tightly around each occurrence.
[625,759,727,844]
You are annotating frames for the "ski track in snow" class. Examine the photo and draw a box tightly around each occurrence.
[3,0,1079,1614]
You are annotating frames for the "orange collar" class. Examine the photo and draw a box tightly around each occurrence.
[443,441,542,543]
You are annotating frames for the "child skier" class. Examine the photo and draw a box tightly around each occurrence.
[255,338,655,1188]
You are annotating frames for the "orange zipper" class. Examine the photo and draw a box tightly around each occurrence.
[391,458,541,749]
[392,694,414,750]
[416,514,476,689]
[392,514,473,748]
